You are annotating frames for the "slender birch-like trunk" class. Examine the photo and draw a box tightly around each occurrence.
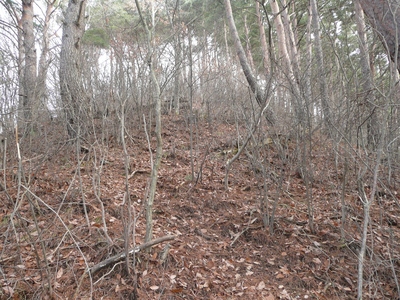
[135,0,163,243]
[223,0,275,125]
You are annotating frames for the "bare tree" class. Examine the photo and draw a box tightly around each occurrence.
[134,0,163,244]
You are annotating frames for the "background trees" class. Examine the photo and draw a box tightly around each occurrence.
[1,0,397,141]
[1,0,400,298]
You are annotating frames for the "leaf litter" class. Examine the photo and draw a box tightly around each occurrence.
[0,115,399,299]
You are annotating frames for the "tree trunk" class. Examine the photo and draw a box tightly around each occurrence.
[21,0,37,132]
[269,0,303,123]
[281,0,300,74]
[135,0,163,244]
[167,0,182,115]
[223,0,275,125]
[359,0,400,72]
[310,0,331,129]
[243,14,255,72]
[255,1,270,82]
[355,0,378,149]
[224,0,262,101]
[305,3,313,111]
[36,0,55,122]
[59,0,87,139]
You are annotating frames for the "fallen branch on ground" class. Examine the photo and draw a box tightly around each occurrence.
[89,235,176,275]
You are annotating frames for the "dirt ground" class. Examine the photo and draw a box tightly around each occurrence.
[1,115,400,299]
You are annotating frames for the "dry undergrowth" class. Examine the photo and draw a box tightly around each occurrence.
[0,115,400,299]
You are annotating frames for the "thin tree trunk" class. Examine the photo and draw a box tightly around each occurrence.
[354,0,378,149]
[135,0,163,244]
[310,0,331,129]
[305,2,313,112]
[224,0,261,101]
[255,1,270,81]
[16,11,25,128]
[36,0,55,122]
[223,0,275,125]
[357,139,384,299]
[269,0,303,123]
[21,0,36,132]
[167,0,182,115]
[281,0,300,75]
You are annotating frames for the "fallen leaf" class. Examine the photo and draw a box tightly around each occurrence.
[257,281,266,290]
[2,286,13,295]
[56,267,63,279]
[171,288,183,293]
[313,258,321,264]
[280,265,290,274]
[150,285,159,290]
[344,277,353,287]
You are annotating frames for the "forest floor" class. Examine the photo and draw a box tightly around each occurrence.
[1,115,400,299]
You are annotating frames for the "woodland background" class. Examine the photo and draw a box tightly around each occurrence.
[1,0,400,299]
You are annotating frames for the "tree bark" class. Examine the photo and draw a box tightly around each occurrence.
[255,1,270,81]
[243,14,255,72]
[59,0,87,139]
[36,0,56,122]
[223,0,275,125]
[355,0,378,149]
[359,0,400,72]
[168,0,182,114]
[280,0,300,74]
[269,0,303,123]
[21,0,36,131]
[135,0,163,244]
